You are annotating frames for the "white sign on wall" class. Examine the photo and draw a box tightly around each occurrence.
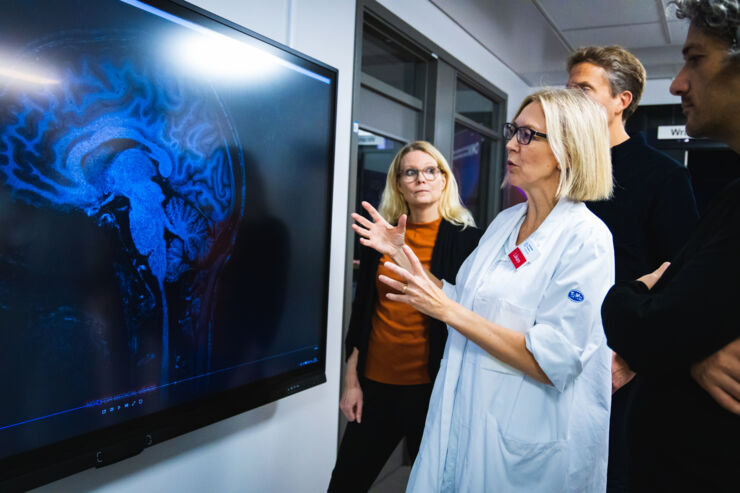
[657,125,692,140]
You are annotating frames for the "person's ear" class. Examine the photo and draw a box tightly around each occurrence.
[617,90,633,115]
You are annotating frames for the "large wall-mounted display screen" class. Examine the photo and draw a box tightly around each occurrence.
[0,0,336,489]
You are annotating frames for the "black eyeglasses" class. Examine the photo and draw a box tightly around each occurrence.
[398,166,443,182]
[503,122,548,145]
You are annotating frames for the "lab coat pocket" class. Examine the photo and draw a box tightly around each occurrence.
[476,298,535,376]
[483,412,568,493]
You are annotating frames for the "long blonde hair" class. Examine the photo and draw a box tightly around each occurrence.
[378,141,475,227]
[512,88,613,202]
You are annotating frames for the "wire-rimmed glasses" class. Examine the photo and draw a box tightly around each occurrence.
[398,166,443,182]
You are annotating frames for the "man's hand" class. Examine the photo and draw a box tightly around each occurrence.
[691,337,740,415]
[637,261,670,290]
[612,351,636,394]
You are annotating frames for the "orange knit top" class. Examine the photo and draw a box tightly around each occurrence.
[364,217,442,385]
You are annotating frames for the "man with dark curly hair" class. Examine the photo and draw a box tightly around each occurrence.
[601,1,740,491]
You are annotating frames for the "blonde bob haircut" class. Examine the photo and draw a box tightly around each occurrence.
[512,88,613,202]
[378,140,475,228]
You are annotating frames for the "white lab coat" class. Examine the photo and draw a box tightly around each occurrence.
[407,198,614,493]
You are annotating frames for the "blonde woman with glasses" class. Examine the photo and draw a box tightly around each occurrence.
[328,141,481,492]
[376,89,615,492]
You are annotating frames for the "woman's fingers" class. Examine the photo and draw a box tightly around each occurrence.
[382,261,413,282]
[340,403,353,421]
[355,398,363,424]
[340,388,364,422]
[378,274,408,293]
[397,214,407,231]
[362,201,392,227]
[361,201,383,221]
[351,212,374,230]
[351,223,371,238]
[339,395,355,421]
[402,244,426,276]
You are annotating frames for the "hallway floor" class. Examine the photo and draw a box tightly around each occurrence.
[369,466,411,492]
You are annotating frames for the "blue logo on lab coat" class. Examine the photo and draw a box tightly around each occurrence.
[568,290,584,303]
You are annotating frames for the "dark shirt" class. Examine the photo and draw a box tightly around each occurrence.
[587,133,699,282]
[602,178,740,492]
[587,133,699,493]
[345,219,481,381]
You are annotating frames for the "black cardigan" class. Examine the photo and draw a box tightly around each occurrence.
[602,178,740,492]
[345,219,482,381]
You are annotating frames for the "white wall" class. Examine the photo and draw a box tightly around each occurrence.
[532,77,683,107]
[32,1,354,491]
[641,77,681,106]
[378,0,531,120]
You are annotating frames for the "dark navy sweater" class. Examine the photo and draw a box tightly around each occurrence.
[587,132,699,282]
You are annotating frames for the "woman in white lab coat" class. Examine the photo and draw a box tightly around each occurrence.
[363,88,614,492]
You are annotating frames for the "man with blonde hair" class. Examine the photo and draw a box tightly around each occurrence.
[567,45,699,492]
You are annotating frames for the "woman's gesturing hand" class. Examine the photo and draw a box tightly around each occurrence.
[379,245,450,321]
[351,201,406,258]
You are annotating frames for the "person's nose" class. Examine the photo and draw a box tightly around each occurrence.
[670,67,688,96]
[505,134,519,153]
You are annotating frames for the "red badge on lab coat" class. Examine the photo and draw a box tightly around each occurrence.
[508,247,527,269]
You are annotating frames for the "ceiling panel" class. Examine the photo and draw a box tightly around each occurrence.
[564,23,667,49]
[538,0,660,30]
[630,45,684,75]
[430,0,690,85]
[533,45,684,86]
[431,0,571,85]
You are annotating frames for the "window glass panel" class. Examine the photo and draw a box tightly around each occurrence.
[361,23,424,98]
[453,124,492,224]
[456,79,496,130]
[355,130,405,262]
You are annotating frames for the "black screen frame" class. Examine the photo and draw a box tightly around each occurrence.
[0,0,337,490]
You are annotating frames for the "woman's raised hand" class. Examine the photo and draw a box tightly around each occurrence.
[351,201,407,258]
[379,245,450,322]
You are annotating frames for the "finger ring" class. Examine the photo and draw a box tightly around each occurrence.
[402,284,408,294]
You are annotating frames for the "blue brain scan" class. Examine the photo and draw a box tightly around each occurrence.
[0,32,245,386]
